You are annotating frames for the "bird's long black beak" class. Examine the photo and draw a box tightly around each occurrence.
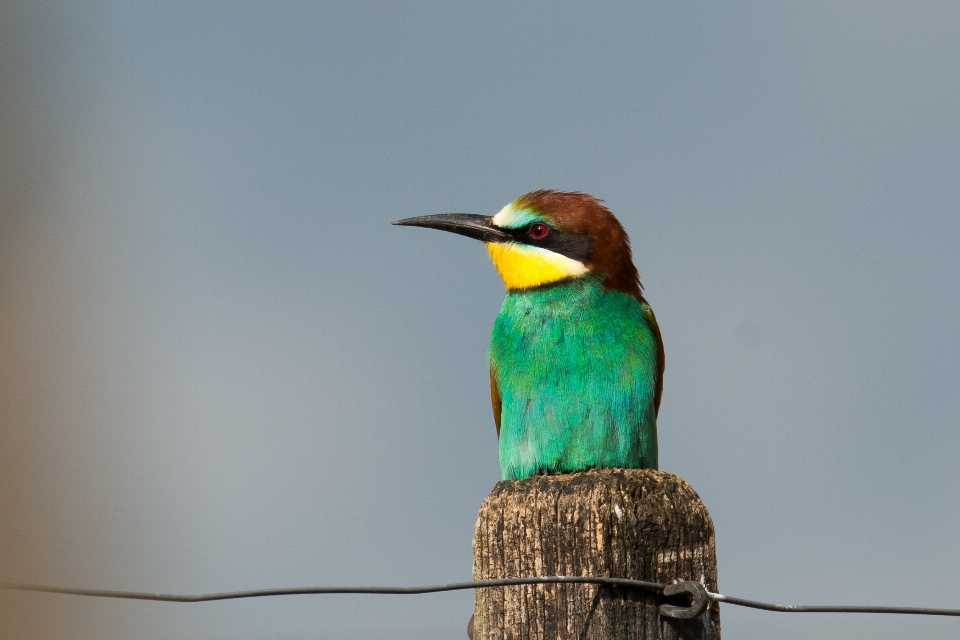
[392,213,512,244]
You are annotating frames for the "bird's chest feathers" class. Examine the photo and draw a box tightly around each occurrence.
[490,278,652,388]
[489,277,658,480]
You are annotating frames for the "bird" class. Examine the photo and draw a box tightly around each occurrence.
[394,190,663,482]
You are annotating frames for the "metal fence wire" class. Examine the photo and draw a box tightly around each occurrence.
[4,576,960,619]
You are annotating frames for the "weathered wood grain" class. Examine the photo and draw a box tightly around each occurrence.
[472,469,720,640]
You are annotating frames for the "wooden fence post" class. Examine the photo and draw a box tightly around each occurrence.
[472,468,720,640]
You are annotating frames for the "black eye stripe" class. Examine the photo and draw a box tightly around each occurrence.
[501,225,593,263]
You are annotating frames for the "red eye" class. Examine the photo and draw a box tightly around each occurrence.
[528,223,549,240]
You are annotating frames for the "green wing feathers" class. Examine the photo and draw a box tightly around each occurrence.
[489,366,502,437]
[639,299,665,416]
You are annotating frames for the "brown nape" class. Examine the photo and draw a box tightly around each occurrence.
[513,189,643,299]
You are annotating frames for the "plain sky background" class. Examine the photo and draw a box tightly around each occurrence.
[2,2,959,639]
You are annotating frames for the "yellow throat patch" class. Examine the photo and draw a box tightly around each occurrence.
[485,242,588,290]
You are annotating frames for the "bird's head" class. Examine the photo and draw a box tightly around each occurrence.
[394,190,642,296]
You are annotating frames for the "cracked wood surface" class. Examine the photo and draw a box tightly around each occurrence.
[472,469,720,640]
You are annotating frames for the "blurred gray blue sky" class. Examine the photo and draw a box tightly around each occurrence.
[2,2,959,638]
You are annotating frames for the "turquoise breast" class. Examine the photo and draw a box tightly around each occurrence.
[490,275,659,481]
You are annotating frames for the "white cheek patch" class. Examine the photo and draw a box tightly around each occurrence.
[514,243,588,274]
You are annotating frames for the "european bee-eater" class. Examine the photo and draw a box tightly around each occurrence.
[395,190,663,481]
